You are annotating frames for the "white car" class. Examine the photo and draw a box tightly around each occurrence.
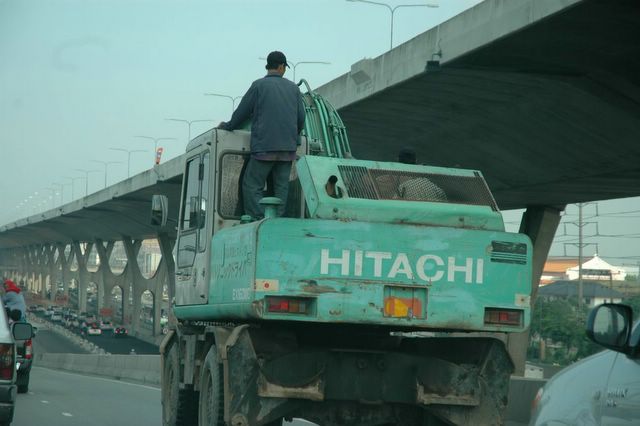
[51,313,63,322]
[530,303,640,425]
[86,324,102,336]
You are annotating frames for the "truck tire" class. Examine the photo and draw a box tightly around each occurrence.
[163,343,198,426]
[17,370,30,394]
[198,346,224,426]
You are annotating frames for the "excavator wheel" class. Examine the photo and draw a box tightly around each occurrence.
[163,342,198,426]
[198,345,224,426]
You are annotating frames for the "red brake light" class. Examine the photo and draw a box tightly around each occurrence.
[0,344,13,380]
[267,297,310,314]
[484,308,522,326]
[25,339,32,360]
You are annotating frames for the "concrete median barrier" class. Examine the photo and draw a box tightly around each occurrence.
[35,353,161,386]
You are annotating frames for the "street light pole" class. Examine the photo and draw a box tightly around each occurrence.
[258,57,331,83]
[109,148,148,178]
[164,119,214,145]
[43,187,58,209]
[63,176,84,200]
[346,0,439,50]
[52,182,64,204]
[134,136,176,163]
[204,93,243,116]
[90,160,122,188]
[74,169,101,196]
[291,61,331,83]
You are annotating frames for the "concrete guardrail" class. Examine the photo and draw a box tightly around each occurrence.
[35,353,161,386]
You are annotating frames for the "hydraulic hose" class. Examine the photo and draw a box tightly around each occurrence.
[299,79,352,158]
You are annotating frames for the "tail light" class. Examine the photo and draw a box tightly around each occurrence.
[266,297,312,315]
[484,308,523,326]
[24,339,32,360]
[0,344,14,380]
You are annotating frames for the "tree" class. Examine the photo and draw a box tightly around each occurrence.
[624,295,640,320]
[529,297,601,365]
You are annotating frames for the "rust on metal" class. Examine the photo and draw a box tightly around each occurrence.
[257,372,325,401]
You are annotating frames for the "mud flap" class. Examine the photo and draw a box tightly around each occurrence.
[421,338,514,425]
[217,325,293,426]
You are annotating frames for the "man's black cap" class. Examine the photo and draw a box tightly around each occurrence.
[266,51,290,68]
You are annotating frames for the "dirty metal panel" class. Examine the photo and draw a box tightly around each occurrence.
[297,155,504,231]
[250,218,532,332]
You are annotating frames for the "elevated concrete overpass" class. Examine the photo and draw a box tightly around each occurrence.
[0,156,183,342]
[1,0,638,356]
[317,0,640,209]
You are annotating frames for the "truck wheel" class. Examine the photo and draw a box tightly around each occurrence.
[17,370,30,394]
[163,343,198,426]
[198,346,224,426]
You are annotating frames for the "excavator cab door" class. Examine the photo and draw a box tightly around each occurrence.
[175,135,214,306]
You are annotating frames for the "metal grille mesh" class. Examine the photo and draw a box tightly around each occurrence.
[219,154,303,218]
[337,166,379,200]
[338,166,497,210]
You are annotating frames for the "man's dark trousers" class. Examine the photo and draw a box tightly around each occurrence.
[243,158,292,219]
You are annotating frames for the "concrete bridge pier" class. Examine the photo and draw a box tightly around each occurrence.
[508,205,564,376]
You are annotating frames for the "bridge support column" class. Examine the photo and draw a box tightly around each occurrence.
[29,246,45,300]
[157,233,175,326]
[508,205,564,376]
[73,241,92,313]
[122,238,144,334]
[56,244,72,303]
[95,239,119,321]
[44,244,57,302]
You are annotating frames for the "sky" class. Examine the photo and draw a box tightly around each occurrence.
[1,0,638,271]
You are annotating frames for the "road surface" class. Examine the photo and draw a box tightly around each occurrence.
[13,367,161,426]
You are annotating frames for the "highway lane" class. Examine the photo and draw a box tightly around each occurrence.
[27,316,316,425]
[15,366,314,426]
[13,367,161,426]
[85,332,159,355]
[33,329,88,354]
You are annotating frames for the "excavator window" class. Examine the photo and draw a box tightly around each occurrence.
[218,152,304,219]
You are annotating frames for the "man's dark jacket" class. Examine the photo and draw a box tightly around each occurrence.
[221,74,306,154]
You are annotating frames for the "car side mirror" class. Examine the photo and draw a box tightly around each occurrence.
[586,303,632,353]
[12,322,34,340]
[151,195,168,227]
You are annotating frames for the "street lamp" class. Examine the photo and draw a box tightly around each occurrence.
[74,169,101,196]
[43,187,59,209]
[291,61,331,83]
[258,57,331,83]
[346,0,439,50]
[134,136,176,163]
[90,160,122,188]
[164,119,214,145]
[204,93,243,116]
[109,148,148,178]
[52,182,65,204]
[63,176,84,200]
